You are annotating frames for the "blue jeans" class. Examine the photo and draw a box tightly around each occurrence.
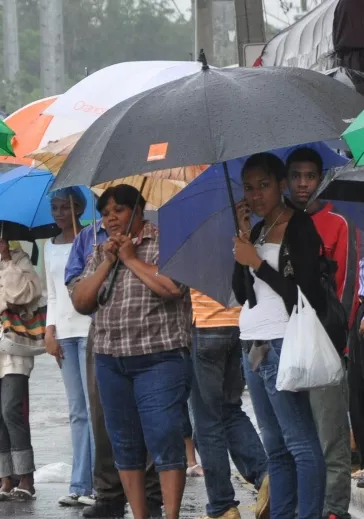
[95,349,190,472]
[60,337,95,496]
[243,339,326,519]
[191,327,268,517]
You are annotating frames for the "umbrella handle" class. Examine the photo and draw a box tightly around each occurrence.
[92,196,98,248]
[69,195,78,238]
[98,178,148,306]
[223,162,257,308]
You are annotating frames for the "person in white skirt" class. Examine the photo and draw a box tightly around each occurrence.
[44,187,94,507]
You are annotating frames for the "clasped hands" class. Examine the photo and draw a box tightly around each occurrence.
[103,234,136,266]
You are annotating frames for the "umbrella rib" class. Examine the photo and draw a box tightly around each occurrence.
[0,176,25,197]
[355,150,364,167]
[201,73,217,163]
[29,178,52,228]
[29,143,74,171]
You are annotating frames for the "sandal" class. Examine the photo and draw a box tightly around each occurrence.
[0,491,12,501]
[10,488,36,501]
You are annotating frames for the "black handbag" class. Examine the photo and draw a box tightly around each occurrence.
[318,243,348,356]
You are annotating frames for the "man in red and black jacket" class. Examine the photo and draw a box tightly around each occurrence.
[287,147,356,519]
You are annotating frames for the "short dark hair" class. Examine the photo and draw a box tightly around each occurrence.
[286,147,323,174]
[242,153,286,183]
[96,184,146,213]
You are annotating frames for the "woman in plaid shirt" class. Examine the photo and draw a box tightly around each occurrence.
[70,185,192,519]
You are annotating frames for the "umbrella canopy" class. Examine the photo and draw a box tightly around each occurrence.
[44,61,207,129]
[310,160,364,202]
[0,120,15,156]
[28,131,208,181]
[342,110,364,166]
[27,132,82,173]
[53,64,364,190]
[92,175,187,210]
[158,143,347,306]
[325,67,364,93]
[0,166,95,230]
[307,161,364,234]
[26,132,191,208]
[0,96,85,169]
[0,220,57,242]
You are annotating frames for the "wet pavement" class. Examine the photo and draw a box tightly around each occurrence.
[0,355,257,519]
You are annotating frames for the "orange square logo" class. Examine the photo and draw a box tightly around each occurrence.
[147,142,169,162]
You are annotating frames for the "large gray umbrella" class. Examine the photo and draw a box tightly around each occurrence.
[52,61,364,190]
[52,58,364,309]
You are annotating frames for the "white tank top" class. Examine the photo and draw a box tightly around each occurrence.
[239,242,289,341]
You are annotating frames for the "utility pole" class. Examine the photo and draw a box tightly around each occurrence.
[191,0,197,59]
[213,0,238,67]
[234,0,266,66]
[3,0,20,107]
[196,0,214,64]
[40,0,65,97]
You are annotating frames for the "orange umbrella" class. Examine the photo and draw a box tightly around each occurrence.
[0,97,57,167]
[0,97,86,168]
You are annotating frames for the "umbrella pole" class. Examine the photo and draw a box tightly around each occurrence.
[69,195,78,238]
[98,177,148,306]
[223,161,256,308]
[0,221,3,239]
[92,195,97,248]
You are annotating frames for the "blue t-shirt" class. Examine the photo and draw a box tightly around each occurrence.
[64,221,108,285]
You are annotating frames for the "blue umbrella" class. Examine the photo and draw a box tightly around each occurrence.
[0,166,96,231]
[158,143,348,306]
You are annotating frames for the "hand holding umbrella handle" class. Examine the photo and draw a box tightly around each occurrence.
[97,178,147,306]
[223,162,257,308]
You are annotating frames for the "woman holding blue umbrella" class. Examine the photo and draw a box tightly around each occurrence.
[232,153,327,519]
[44,187,95,507]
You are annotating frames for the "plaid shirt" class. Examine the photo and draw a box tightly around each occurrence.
[72,221,191,357]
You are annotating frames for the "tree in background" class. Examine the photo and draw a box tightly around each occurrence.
[0,0,278,114]
[0,0,194,113]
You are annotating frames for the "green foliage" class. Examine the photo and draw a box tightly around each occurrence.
[0,0,278,113]
[1,0,194,112]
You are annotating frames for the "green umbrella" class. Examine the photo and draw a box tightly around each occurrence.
[342,110,364,166]
[0,120,15,156]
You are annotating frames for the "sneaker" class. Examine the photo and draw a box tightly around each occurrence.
[82,497,127,518]
[255,474,270,519]
[78,494,97,506]
[200,507,241,519]
[58,493,82,506]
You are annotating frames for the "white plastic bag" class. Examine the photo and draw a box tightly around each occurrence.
[276,287,344,392]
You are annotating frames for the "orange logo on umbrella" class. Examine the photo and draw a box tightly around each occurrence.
[147,142,168,162]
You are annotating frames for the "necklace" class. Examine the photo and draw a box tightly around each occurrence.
[258,210,285,245]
